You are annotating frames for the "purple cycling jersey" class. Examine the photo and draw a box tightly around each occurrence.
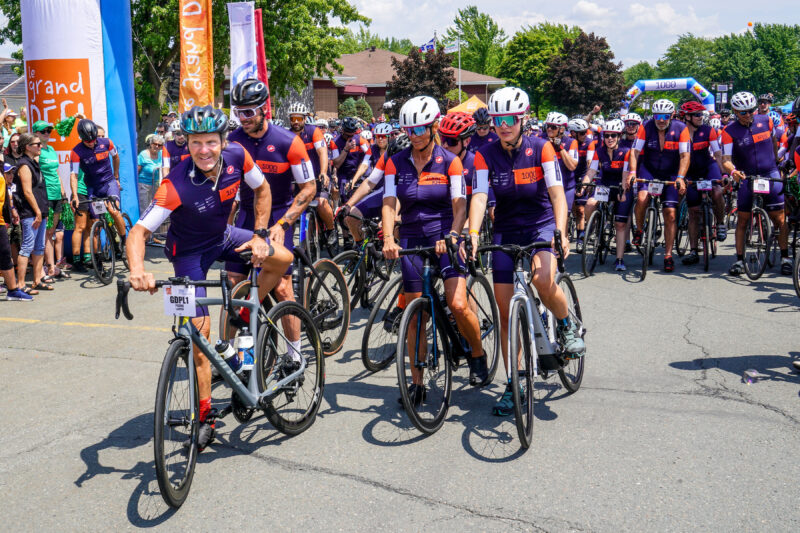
[468,130,499,153]
[720,114,778,176]
[590,145,631,186]
[333,132,371,180]
[296,123,325,177]
[69,137,117,190]
[633,119,690,177]
[688,124,722,179]
[164,139,190,169]
[574,137,596,181]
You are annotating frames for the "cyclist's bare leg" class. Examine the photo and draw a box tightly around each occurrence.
[273,274,300,343]
[615,221,627,260]
[634,190,649,229]
[573,203,585,232]
[688,206,701,249]
[106,201,127,237]
[769,209,788,249]
[711,186,725,223]
[444,276,482,357]
[318,198,334,230]
[346,206,365,241]
[72,211,88,257]
[531,251,568,319]
[493,282,514,372]
[402,291,425,384]
[192,315,212,401]
[735,211,751,255]
[583,197,598,224]
[663,207,676,256]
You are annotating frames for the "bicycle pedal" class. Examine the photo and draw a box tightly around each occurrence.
[217,405,233,419]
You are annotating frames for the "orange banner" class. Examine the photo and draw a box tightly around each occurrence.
[179,0,214,112]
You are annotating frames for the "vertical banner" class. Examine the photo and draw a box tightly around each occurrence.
[254,8,272,119]
[179,0,215,112]
[227,2,257,93]
[21,0,108,195]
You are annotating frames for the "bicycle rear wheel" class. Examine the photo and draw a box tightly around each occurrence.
[90,219,115,284]
[582,210,602,276]
[508,299,534,449]
[557,274,584,393]
[153,339,198,509]
[766,232,780,269]
[304,259,350,356]
[258,301,324,436]
[793,252,800,300]
[676,198,689,257]
[646,207,657,267]
[332,250,366,311]
[467,273,500,384]
[702,204,711,272]
[396,296,452,434]
[744,207,770,281]
[362,276,403,372]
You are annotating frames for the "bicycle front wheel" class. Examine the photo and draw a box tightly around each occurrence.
[396,296,452,434]
[153,338,198,509]
[702,204,711,272]
[305,259,350,356]
[362,275,403,372]
[744,207,770,281]
[467,273,500,384]
[582,210,602,276]
[258,301,324,436]
[508,298,534,449]
[90,219,115,284]
[305,213,320,263]
[676,198,689,257]
[793,252,800,300]
[557,274,585,393]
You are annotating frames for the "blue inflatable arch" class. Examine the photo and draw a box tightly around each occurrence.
[621,78,715,114]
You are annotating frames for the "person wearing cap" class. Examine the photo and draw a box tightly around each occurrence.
[33,121,69,280]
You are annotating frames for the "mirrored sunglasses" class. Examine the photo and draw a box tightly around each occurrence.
[492,115,519,128]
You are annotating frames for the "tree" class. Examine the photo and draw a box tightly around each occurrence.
[338,26,415,55]
[444,6,506,76]
[545,32,626,116]
[338,97,357,118]
[497,23,580,117]
[384,46,455,119]
[0,0,368,139]
[354,98,373,122]
[749,24,800,101]
[445,88,468,108]
[655,34,716,89]
[623,61,657,87]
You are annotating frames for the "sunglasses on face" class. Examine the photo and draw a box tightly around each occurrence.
[738,109,756,116]
[152,143,163,147]
[476,125,490,131]
[653,114,671,121]
[758,101,770,105]
[441,135,461,147]
[687,112,704,118]
[492,115,519,128]
[625,122,639,128]
[605,133,619,139]
[289,116,304,122]
[546,124,560,130]
[234,107,259,119]
[403,125,428,137]
[376,134,388,140]
[30,142,42,147]
[39,127,53,134]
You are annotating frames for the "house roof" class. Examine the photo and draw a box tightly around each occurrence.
[0,62,25,98]
[322,48,505,87]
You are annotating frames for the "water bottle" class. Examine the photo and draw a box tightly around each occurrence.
[235,328,255,372]
[215,339,240,375]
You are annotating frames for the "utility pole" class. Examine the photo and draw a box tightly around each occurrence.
[458,35,462,103]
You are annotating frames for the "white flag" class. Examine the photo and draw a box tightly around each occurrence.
[443,42,459,54]
[227,2,258,89]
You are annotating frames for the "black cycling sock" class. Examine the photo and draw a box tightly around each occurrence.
[781,248,789,258]
[737,254,744,261]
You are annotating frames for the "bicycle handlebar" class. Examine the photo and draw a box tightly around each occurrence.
[468,229,565,274]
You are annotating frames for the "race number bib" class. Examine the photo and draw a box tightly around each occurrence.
[647,182,664,196]
[91,200,107,214]
[163,284,196,317]
[594,185,610,202]
[698,180,712,191]
[753,178,770,194]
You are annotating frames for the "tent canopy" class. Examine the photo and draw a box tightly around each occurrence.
[448,95,487,114]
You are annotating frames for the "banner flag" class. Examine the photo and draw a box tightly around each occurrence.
[443,42,459,54]
[179,0,214,112]
[227,2,257,91]
[419,38,435,52]
[254,8,272,118]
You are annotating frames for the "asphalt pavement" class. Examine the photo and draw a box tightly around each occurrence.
[1,241,799,532]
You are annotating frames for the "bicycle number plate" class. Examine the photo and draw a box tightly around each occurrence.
[698,180,712,191]
[753,178,770,194]
[91,200,107,214]
[594,185,610,202]
[647,182,664,196]
[163,284,196,317]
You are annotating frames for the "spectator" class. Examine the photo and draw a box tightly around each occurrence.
[33,121,69,279]
[137,134,165,213]
[2,109,18,148]
[12,133,51,294]
[14,107,28,134]
[1,161,31,300]
[4,132,23,262]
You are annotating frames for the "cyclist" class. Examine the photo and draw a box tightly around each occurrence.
[756,93,773,116]
[709,117,722,135]
[721,91,791,275]
[163,121,189,177]
[626,99,689,272]
[332,116,371,206]
[679,100,728,266]
[467,87,585,417]
[542,112,579,210]
[468,107,498,154]
[381,95,488,402]
[621,113,643,149]
[287,102,336,246]
[569,118,595,252]
[68,119,127,262]
[580,119,633,271]
[438,112,477,206]
[127,105,293,450]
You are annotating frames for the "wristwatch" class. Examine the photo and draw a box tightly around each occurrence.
[277,218,291,232]
[254,228,269,239]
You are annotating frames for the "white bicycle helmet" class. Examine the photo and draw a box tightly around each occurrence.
[399,96,441,128]
[652,99,675,115]
[709,118,721,129]
[374,123,393,136]
[360,130,373,141]
[604,119,625,133]
[323,132,333,143]
[623,112,642,124]
[545,112,568,126]
[568,118,589,133]
[169,120,182,133]
[488,87,530,116]
[287,102,309,116]
[315,118,327,128]
[730,91,757,112]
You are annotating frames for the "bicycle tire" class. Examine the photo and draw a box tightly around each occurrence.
[396,296,452,434]
[702,204,711,272]
[305,213,320,263]
[676,198,689,257]
[646,208,657,267]
[121,213,133,270]
[508,298,534,449]
[557,274,585,393]
[744,207,770,281]
[638,217,649,281]
[582,210,602,276]
[90,219,115,284]
[466,273,500,384]
[153,338,198,509]
[766,232,780,269]
[332,249,366,311]
[362,275,403,372]
[258,301,324,436]
[304,258,350,356]
[793,251,800,300]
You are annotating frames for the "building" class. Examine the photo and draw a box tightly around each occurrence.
[0,58,26,113]
[311,48,505,119]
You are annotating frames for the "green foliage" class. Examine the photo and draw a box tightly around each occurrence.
[655,33,716,88]
[545,32,626,116]
[354,98,373,122]
[338,26,415,55]
[443,6,506,76]
[385,47,455,119]
[623,61,657,87]
[497,23,580,116]
[338,97,357,118]
[445,88,468,104]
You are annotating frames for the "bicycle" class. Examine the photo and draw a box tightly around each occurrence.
[115,254,323,508]
[684,178,726,272]
[741,175,784,280]
[334,214,398,310]
[85,195,133,284]
[394,244,500,434]
[300,198,338,262]
[476,231,585,449]
[580,183,624,276]
[632,178,674,281]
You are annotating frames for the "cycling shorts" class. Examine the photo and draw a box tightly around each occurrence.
[85,179,120,202]
[355,189,383,220]
[686,163,722,208]
[230,205,294,276]
[399,234,464,293]
[737,170,784,213]
[637,166,680,208]
[565,186,576,211]
[492,225,555,285]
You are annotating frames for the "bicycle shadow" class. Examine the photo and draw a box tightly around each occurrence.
[669,351,800,383]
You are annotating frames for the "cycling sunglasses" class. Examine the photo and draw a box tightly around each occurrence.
[375,134,389,140]
[492,115,519,128]
[441,135,461,147]
[624,121,639,128]
[545,124,560,130]
[403,125,429,137]
[476,124,491,130]
[737,108,756,116]
[653,113,671,121]
[234,107,259,119]
[687,112,704,118]
[604,133,620,139]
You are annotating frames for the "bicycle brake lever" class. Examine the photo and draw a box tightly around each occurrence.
[116,280,133,320]
[553,229,565,274]
[465,238,477,277]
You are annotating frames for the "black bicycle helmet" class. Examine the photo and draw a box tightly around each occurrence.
[473,107,490,125]
[230,78,269,107]
[387,133,411,156]
[341,116,359,134]
[792,95,800,116]
[77,119,98,142]
[180,105,229,135]
[758,93,773,103]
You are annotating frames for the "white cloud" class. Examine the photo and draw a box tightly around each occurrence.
[573,1,612,19]
[628,3,719,36]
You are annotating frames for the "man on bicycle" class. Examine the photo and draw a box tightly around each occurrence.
[722,91,790,275]
[127,105,293,451]
[626,99,690,272]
